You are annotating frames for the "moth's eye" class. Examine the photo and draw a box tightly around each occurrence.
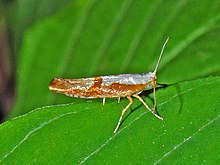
[147,84,152,89]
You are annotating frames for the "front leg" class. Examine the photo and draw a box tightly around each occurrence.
[132,94,163,120]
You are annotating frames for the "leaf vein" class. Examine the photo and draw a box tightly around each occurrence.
[154,115,220,164]
[0,111,78,162]
[79,78,218,163]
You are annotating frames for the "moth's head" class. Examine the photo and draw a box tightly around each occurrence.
[144,72,157,89]
[149,79,157,90]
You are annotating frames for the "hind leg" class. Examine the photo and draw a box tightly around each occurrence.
[114,96,133,133]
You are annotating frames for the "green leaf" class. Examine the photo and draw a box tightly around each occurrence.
[1,76,220,164]
[11,0,220,117]
[4,0,220,163]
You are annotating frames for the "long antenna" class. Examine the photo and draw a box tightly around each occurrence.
[153,37,170,74]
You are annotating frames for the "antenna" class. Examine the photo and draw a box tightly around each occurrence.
[153,37,170,74]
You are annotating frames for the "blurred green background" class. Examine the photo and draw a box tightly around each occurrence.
[0,0,220,164]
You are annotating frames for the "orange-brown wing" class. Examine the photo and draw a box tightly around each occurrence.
[49,77,96,97]
[49,73,153,98]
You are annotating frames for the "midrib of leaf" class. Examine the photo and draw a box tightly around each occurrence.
[88,0,133,75]
[78,77,220,163]
[156,13,220,72]
[46,0,99,105]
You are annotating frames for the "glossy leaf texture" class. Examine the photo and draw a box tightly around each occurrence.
[1,76,220,164]
[2,0,220,163]
[10,0,220,117]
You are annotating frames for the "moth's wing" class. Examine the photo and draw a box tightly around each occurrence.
[100,74,147,97]
[101,74,148,85]
[49,74,150,98]
[49,77,95,92]
[68,78,94,88]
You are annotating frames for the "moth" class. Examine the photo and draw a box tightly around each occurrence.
[49,37,169,133]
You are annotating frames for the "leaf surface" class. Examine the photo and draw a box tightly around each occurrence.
[3,0,220,163]
[1,76,220,164]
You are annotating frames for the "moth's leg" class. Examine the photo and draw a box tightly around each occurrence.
[133,94,163,120]
[114,96,133,133]
[102,98,106,106]
[153,84,157,111]
[117,97,120,103]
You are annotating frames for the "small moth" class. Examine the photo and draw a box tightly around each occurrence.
[49,37,169,133]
